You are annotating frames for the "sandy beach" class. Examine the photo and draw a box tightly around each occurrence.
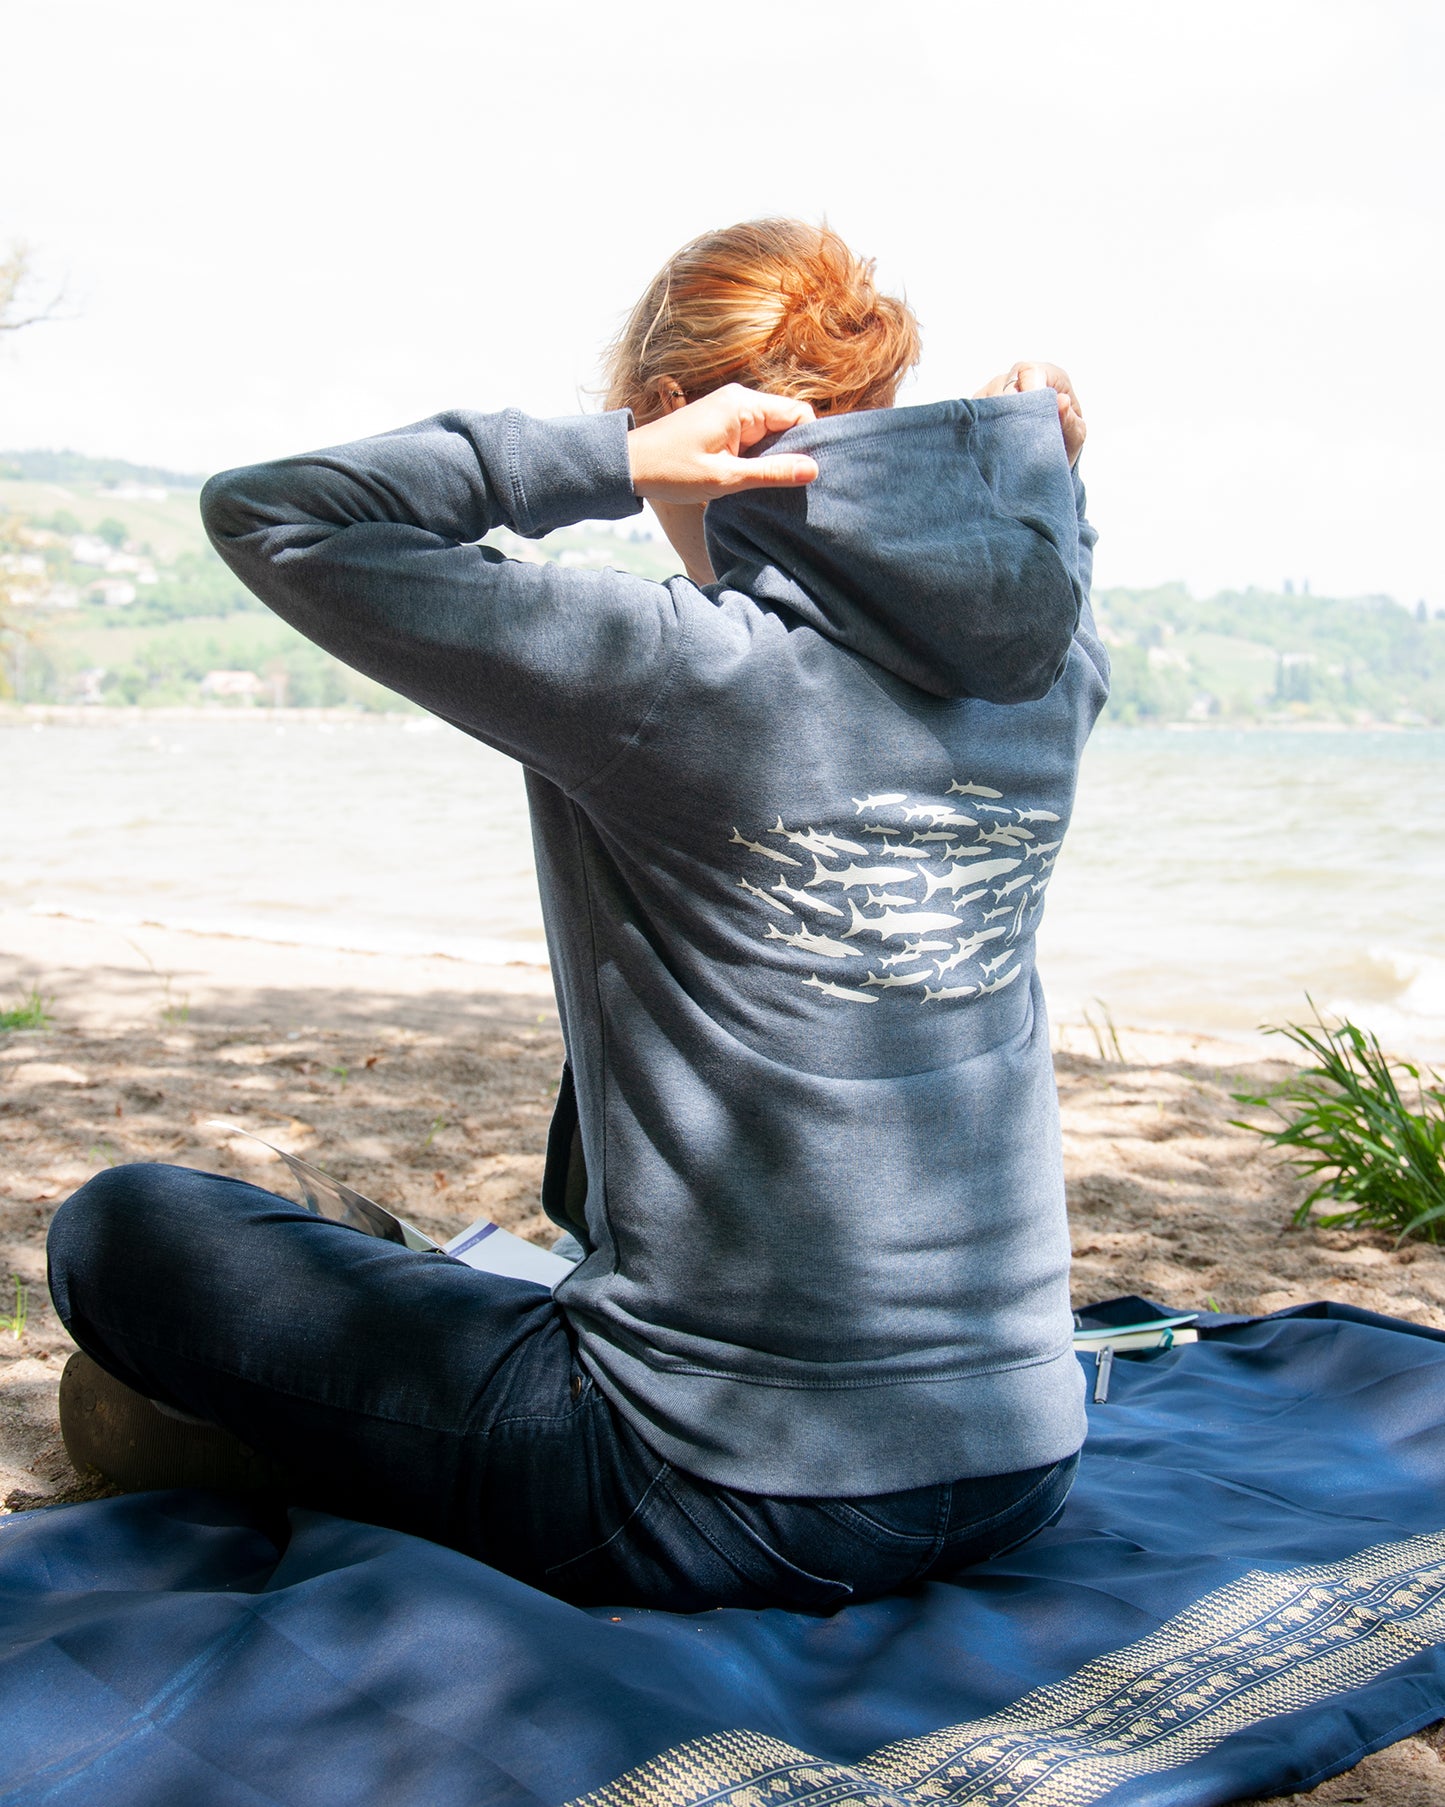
[1,910,1442,1803]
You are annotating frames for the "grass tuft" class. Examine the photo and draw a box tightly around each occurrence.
[1082,997,1125,1064]
[1233,1002,1445,1244]
[0,1275,27,1341]
[0,987,51,1032]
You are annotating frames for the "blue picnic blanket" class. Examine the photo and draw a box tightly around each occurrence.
[1,1304,1443,1807]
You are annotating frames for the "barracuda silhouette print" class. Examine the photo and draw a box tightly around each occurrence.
[730,783,1063,1005]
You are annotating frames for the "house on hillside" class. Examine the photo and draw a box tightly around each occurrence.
[88,579,137,607]
[68,534,157,585]
[98,483,168,502]
[100,550,157,582]
[200,669,264,702]
[0,552,45,579]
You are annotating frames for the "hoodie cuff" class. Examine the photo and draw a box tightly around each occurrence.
[501,408,643,540]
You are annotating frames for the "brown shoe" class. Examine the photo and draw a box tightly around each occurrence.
[59,1352,291,1494]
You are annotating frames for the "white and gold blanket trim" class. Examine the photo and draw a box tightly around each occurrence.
[568,1528,1445,1807]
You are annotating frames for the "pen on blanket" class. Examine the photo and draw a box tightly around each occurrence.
[1093,1346,1113,1404]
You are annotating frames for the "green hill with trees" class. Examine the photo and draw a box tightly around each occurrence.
[3,456,1441,722]
[1096,584,1445,726]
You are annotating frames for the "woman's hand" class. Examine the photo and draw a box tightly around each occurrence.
[974,361,1086,468]
[626,384,820,505]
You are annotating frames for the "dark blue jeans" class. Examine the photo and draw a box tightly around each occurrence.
[47,1163,1077,1613]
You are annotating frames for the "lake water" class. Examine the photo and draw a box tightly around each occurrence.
[6,718,1444,1060]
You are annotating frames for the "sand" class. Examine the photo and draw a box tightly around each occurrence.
[1,910,1442,1803]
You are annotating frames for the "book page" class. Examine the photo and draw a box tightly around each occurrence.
[443,1219,576,1287]
[208,1121,571,1288]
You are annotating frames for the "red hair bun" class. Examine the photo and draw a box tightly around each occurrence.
[604,218,920,424]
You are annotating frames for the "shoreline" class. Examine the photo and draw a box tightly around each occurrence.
[0,909,555,1035]
[7,701,1441,733]
[4,702,423,727]
[2,906,1285,1060]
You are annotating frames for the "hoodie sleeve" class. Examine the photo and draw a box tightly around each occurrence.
[199,408,678,791]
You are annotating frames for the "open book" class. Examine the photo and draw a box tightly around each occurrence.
[207,1122,575,1290]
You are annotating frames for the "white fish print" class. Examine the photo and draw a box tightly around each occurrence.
[947,780,1003,799]
[810,830,877,857]
[862,823,901,839]
[770,819,869,858]
[981,824,1034,847]
[981,905,1013,923]
[852,793,908,815]
[862,968,934,989]
[922,982,979,1004]
[879,939,952,967]
[915,835,1004,856]
[772,880,845,919]
[740,877,792,916]
[807,858,918,891]
[1028,839,1062,859]
[864,887,919,909]
[910,830,966,848]
[979,964,1022,996]
[765,923,857,960]
[973,803,1015,816]
[979,951,1014,979]
[802,974,878,1004]
[844,902,964,941]
[922,884,986,912]
[994,872,1032,900]
[903,805,977,827]
[730,828,801,867]
[1015,809,1060,824]
[920,857,1020,899]
[935,927,1008,974]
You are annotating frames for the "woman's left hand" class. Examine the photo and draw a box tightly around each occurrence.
[627,385,820,505]
[975,361,1086,468]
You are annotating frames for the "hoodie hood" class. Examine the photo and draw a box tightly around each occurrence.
[704,389,1086,705]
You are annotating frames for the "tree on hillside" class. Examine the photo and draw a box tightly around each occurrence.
[1,241,70,696]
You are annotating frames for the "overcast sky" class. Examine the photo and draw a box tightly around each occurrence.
[3,0,1441,603]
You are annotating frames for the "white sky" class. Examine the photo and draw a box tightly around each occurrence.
[3,0,1441,603]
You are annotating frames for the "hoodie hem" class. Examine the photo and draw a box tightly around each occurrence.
[573,1334,1088,1496]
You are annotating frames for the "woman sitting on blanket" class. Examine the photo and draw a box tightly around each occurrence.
[48,218,1106,1612]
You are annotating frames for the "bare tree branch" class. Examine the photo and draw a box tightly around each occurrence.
[0,243,69,335]
[0,241,76,657]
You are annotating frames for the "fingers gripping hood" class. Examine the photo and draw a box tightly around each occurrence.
[704,389,1086,704]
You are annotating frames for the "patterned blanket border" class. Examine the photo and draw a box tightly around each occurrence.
[568,1529,1445,1807]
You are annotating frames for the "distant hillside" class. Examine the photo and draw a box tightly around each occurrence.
[0,449,205,489]
[3,455,1442,723]
[1094,584,1445,727]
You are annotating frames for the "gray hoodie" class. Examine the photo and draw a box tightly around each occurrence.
[201,387,1108,1495]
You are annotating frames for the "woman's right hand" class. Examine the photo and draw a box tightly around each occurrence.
[975,361,1086,468]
